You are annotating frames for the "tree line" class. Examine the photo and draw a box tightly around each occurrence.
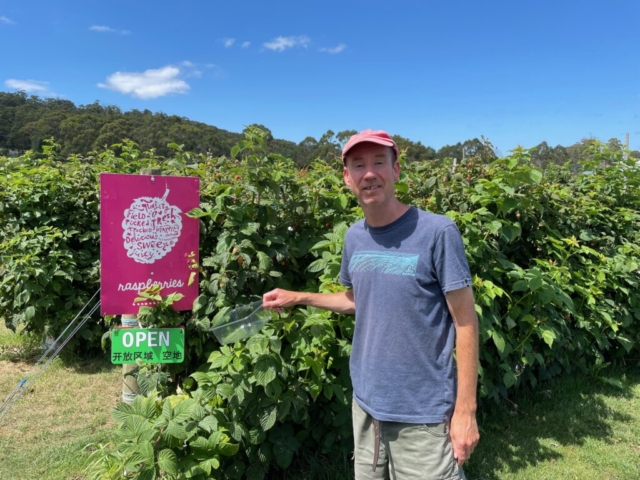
[0,91,636,166]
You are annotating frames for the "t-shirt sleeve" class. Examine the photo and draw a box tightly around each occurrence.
[339,235,352,288]
[433,223,472,294]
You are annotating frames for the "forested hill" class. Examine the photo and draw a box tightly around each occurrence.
[0,91,636,166]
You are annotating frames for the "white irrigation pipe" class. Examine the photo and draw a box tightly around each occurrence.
[0,289,101,424]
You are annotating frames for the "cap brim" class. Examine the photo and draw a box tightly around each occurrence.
[342,138,397,163]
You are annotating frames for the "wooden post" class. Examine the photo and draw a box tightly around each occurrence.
[120,167,161,404]
[120,314,140,403]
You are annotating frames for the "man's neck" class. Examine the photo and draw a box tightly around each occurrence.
[362,199,410,228]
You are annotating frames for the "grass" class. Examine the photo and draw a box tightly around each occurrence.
[0,324,121,480]
[465,366,640,480]
[273,367,640,480]
[1,323,639,479]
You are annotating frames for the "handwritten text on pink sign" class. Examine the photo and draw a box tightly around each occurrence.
[100,173,199,315]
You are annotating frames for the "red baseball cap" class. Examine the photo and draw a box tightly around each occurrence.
[342,129,399,164]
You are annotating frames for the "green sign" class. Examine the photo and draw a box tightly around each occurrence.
[111,328,184,364]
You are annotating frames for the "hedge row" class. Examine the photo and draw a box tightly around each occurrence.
[1,130,639,478]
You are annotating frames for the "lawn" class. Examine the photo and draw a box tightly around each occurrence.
[0,324,121,480]
[1,324,639,479]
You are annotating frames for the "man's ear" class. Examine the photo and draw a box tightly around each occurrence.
[343,165,352,188]
[393,159,401,181]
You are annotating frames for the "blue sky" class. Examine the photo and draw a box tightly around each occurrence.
[2,0,639,152]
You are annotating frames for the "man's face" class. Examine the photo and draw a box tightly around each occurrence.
[343,142,400,209]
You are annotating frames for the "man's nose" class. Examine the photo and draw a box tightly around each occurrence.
[363,167,376,179]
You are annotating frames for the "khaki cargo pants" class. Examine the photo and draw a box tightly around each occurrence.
[352,401,467,480]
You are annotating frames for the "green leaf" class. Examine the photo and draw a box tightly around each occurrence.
[260,406,277,431]
[512,280,528,292]
[217,383,235,398]
[528,276,543,291]
[198,415,219,433]
[331,384,347,404]
[303,356,324,378]
[208,350,233,368]
[598,376,624,389]
[487,221,501,235]
[616,334,634,353]
[112,402,135,424]
[273,436,298,469]
[529,169,543,184]
[492,330,506,355]
[503,370,517,389]
[225,460,246,479]
[166,419,188,440]
[246,463,266,480]
[191,371,213,386]
[540,326,556,348]
[157,449,178,475]
[257,251,272,271]
[254,356,278,387]
[137,469,156,480]
[218,440,240,457]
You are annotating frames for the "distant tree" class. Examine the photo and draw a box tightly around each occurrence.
[296,136,319,166]
[0,91,628,171]
[436,142,463,161]
[391,134,436,163]
[93,119,131,151]
[336,129,357,147]
[530,141,569,168]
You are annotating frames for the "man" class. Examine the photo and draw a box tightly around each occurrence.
[263,129,479,479]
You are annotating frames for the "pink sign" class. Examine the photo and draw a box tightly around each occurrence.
[100,173,200,315]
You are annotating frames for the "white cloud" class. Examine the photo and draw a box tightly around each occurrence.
[4,79,60,97]
[1,15,15,24]
[5,79,49,93]
[181,61,215,78]
[319,43,346,54]
[263,35,310,52]
[241,41,251,48]
[222,38,236,47]
[98,66,190,99]
[89,25,130,35]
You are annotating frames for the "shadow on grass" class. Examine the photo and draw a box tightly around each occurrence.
[56,349,119,374]
[0,340,116,375]
[464,367,640,480]
[268,451,354,480]
[261,368,640,480]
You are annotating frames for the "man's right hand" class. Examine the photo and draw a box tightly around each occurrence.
[263,288,300,311]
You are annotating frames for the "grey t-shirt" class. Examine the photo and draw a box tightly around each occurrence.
[340,206,472,423]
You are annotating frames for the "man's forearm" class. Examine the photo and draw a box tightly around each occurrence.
[263,288,355,315]
[454,322,479,413]
[294,290,355,315]
[445,287,479,413]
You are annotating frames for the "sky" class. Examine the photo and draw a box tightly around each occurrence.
[2,0,639,153]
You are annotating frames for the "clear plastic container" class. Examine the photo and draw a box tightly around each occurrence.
[210,300,272,344]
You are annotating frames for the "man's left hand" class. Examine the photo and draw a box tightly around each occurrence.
[450,410,479,467]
